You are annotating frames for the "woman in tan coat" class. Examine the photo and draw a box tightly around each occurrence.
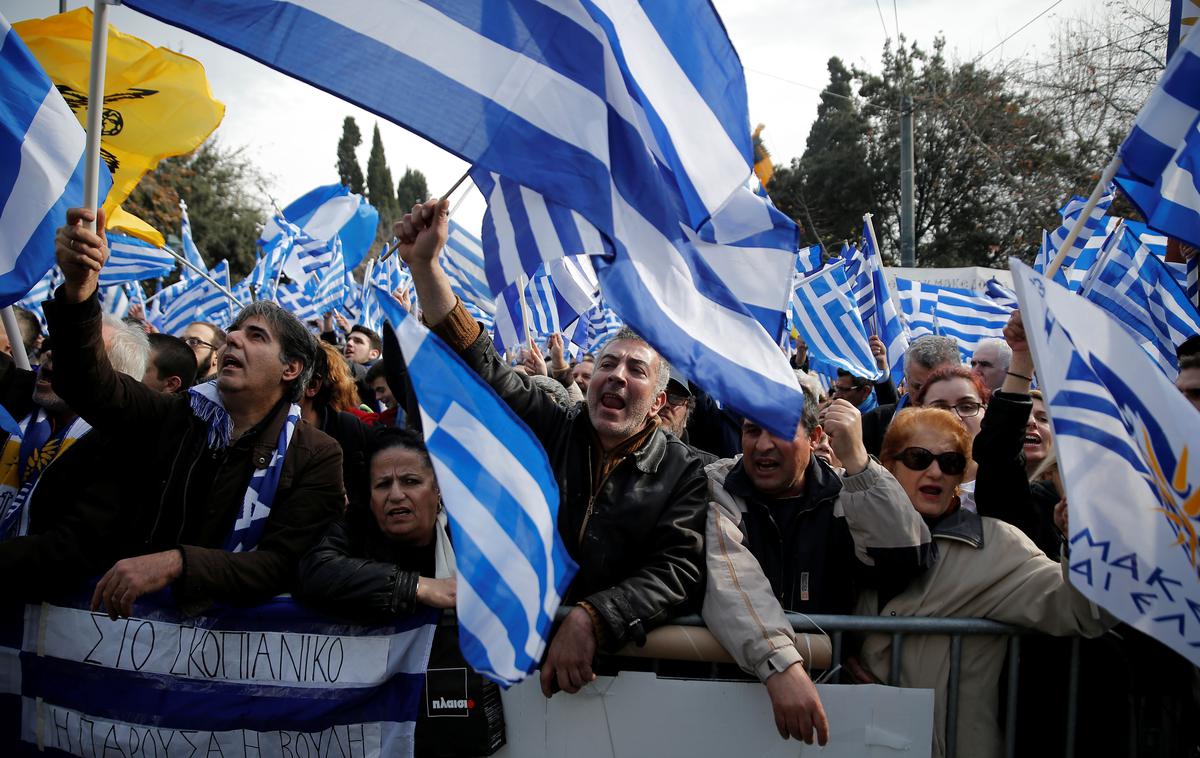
[850,407,1111,758]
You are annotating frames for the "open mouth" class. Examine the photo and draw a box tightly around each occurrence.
[1023,433,1041,446]
[600,393,626,410]
[385,505,413,518]
[221,354,244,371]
[750,458,780,472]
[918,484,944,498]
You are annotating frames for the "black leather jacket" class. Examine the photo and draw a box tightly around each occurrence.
[452,326,708,651]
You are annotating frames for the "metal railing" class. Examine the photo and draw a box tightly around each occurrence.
[607,613,1086,758]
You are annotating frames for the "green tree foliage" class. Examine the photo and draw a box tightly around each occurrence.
[336,116,365,194]
[124,139,267,278]
[365,124,396,238]
[770,58,873,249]
[395,167,430,213]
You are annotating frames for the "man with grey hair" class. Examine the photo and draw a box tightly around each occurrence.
[395,198,707,701]
[39,207,344,617]
[861,335,962,456]
[970,338,1013,392]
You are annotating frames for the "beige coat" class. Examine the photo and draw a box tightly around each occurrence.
[856,513,1112,758]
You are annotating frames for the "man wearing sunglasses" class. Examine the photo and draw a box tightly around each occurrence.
[702,390,933,746]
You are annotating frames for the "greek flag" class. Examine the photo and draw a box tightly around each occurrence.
[586,302,623,352]
[98,282,132,318]
[1047,190,1115,289]
[492,256,598,354]
[260,183,379,270]
[857,219,910,379]
[1116,27,1200,248]
[100,233,176,285]
[121,0,806,441]
[379,293,576,686]
[1127,220,1200,307]
[16,266,60,329]
[0,591,437,756]
[161,261,231,335]
[791,261,882,381]
[305,237,350,317]
[798,244,825,276]
[179,199,207,272]
[1010,257,1200,667]
[1080,226,1200,378]
[0,14,112,308]
[897,278,1013,360]
[444,220,495,316]
[984,278,1019,309]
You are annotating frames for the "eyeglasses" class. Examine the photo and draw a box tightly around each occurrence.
[183,336,216,351]
[665,393,690,408]
[925,400,984,418]
[894,447,967,476]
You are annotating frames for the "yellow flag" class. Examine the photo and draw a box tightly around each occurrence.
[107,206,166,248]
[13,7,224,215]
[752,124,774,188]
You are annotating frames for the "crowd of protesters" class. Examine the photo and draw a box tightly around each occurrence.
[0,203,1195,757]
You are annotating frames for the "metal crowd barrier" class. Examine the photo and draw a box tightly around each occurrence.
[604,613,1086,758]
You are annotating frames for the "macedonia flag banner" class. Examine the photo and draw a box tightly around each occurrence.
[13,7,224,215]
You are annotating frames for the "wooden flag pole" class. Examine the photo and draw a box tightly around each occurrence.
[380,168,472,262]
[1043,155,1123,280]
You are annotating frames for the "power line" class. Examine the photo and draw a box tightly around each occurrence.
[873,0,892,43]
[973,0,1066,64]
[893,0,902,42]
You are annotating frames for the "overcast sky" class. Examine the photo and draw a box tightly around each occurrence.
[5,0,1101,233]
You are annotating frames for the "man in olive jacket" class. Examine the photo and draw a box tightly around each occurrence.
[49,207,345,617]
[394,199,707,699]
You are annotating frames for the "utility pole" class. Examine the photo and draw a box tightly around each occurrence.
[899,94,916,267]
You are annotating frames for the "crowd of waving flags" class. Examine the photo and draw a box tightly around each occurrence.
[4,0,1200,721]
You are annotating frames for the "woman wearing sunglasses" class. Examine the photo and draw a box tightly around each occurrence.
[851,406,1113,758]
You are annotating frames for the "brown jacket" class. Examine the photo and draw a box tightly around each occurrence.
[45,290,344,611]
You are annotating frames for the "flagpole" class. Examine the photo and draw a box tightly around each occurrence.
[165,249,244,309]
[82,1,113,233]
[380,168,473,262]
[1,308,31,370]
[1043,155,1123,280]
[516,274,533,349]
[862,213,883,337]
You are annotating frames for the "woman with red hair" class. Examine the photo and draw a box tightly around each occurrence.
[850,406,1112,758]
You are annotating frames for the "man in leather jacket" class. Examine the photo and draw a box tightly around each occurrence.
[394,199,707,699]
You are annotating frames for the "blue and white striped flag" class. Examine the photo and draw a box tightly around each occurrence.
[790,261,882,381]
[0,591,437,756]
[1010,257,1200,667]
[897,278,1013,360]
[161,261,231,335]
[492,256,599,354]
[260,183,379,270]
[16,266,60,330]
[121,0,806,440]
[1047,190,1115,289]
[984,278,1019,309]
[443,220,495,316]
[1080,226,1200,378]
[179,199,207,272]
[1116,26,1200,248]
[858,219,909,379]
[1127,219,1200,307]
[98,282,131,318]
[379,293,576,686]
[305,237,350,317]
[0,14,112,307]
[100,232,176,285]
[797,244,825,276]
[586,302,623,352]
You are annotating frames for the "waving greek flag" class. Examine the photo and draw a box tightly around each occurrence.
[378,293,576,686]
[791,261,882,381]
[0,14,112,307]
[260,183,379,270]
[1116,27,1200,248]
[100,233,176,285]
[493,256,599,354]
[121,0,806,440]
[1047,190,1116,290]
[1010,258,1200,667]
[444,220,495,316]
[1080,226,1200,378]
[897,278,1013,360]
[179,199,206,272]
[857,219,909,378]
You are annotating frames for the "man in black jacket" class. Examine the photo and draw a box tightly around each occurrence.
[394,198,707,699]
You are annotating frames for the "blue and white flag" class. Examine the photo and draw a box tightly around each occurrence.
[98,282,131,318]
[1047,190,1115,289]
[1080,226,1200,378]
[260,183,379,270]
[897,278,1013,360]
[0,591,437,756]
[16,266,60,329]
[586,302,623,352]
[791,261,883,381]
[443,220,495,316]
[0,14,112,307]
[305,237,350,317]
[858,219,909,379]
[161,261,232,336]
[797,244,825,276]
[1010,257,1200,667]
[379,293,576,686]
[493,256,599,354]
[100,232,176,285]
[984,278,1019,309]
[179,199,207,272]
[121,0,806,440]
[1116,27,1200,248]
